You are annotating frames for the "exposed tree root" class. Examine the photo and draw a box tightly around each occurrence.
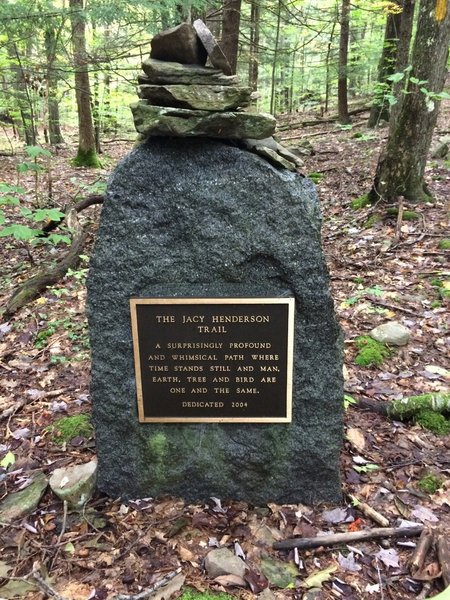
[41,193,104,235]
[358,393,450,420]
[3,209,87,319]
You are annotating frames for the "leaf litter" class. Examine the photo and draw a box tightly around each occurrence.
[1,110,450,598]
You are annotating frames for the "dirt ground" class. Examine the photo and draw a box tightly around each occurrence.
[0,107,449,599]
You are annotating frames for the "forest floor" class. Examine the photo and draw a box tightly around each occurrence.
[0,106,449,600]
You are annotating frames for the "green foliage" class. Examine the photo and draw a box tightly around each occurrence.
[351,194,371,210]
[344,394,357,410]
[416,410,450,436]
[47,414,93,445]
[430,278,450,300]
[343,285,383,307]
[418,474,443,494]
[438,239,450,250]
[354,335,390,367]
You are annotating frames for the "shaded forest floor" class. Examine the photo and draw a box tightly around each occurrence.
[0,106,449,600]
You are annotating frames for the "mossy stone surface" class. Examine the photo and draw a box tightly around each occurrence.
[48,414,93,445]
[351,194,371,210]
[354,336,390,367]
[87,138,343,504]
[0,472,47,523]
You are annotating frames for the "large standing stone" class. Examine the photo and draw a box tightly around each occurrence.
[138,84,251,111]
[150,23,207,65]
[87,138,343,504]
[141,59,238,86]
[131,102,276,140]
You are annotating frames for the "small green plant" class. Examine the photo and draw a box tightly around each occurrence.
[352,132,377,142]
[47,414,93,445]
[350,194,371,210]
[438,239,450,250]
[430,278,450,300]
[418,474,444,494]
[342,285,383,307]
[308,172,322,184]
[416,410,450,436]
[354,335,390,367]
[344,394,357,410]
[354,463,380,474]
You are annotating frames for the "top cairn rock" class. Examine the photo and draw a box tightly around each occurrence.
[150,23,208,66]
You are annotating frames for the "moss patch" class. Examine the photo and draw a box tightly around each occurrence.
[72,148,102,168]
[308,172,322,183]
[418,474,444,494]
[180,588,234,600]
[351,194,371,210]
[354,336,390,368]
[438,238,450,250]
[364,213,382,228]
[386,207,419,220]
[416,409,450,436]
[47,414,93,445]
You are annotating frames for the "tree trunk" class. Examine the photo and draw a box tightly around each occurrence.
[338,0,351,124]
[69,0,100,167]
[367,2,402,127]
[389,0,415,124]
[325,4,338,113]
[221,0,241,75]
[248,0,260,91]
[371,0,450,203]
[45,28,65,145]
[8,43,36,145]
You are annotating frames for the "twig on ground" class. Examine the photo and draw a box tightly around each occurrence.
[347,494,390,527]
[395,197,404,244]
[113,570,183,600]
[273,525,424,551]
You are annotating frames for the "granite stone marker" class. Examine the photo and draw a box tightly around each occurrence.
[87,137,343,504]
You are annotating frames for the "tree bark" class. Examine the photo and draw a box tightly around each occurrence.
[390,0,416,124]
[338,0,351,124]
[45,28,65,145]
[368,2,402,127]
[371,0,450,203]
[221,0,241,75]
[69,0,100,167]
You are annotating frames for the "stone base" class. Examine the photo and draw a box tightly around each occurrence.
[87,138,343,504]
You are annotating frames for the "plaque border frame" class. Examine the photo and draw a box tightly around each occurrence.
[130,297,295,423]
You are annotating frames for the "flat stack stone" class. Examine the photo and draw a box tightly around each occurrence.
[133,22,275,141]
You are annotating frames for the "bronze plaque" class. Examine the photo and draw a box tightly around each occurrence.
[130,298,295,423]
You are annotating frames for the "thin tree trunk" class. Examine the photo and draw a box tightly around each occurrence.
[368,2,402,127]
[270,0,282,115]
[371,0,450,203]
[248,0,260,90]
[9,43,36,145]
[338,0,351,124]
[221,0,241,75]
[325,4,338,113]
[389,0,415,125]
[69,0,100,167]
[45,28,65,145]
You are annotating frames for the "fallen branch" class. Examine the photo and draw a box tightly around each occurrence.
[4,209,86,319]
[358,393,450,421]
[411,528,434,573]
[41,193,104,235]
[277,106,371,131]
[273,525,424,551]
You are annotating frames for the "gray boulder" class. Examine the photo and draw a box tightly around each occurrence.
[87,138,343,504]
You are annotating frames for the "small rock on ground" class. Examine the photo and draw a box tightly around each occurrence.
[0,472,47,523]
[370,321,411,346]
[49,459,97,509]
[204,547,247,578]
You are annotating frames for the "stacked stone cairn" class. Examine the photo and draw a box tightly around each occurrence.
[131,21,303,171]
